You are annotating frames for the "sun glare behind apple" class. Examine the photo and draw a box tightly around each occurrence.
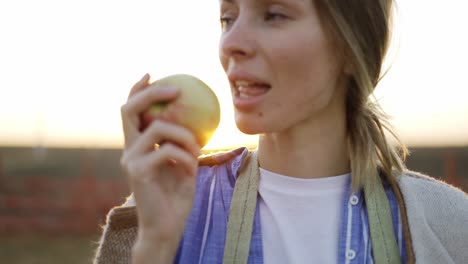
[203,121,258,151]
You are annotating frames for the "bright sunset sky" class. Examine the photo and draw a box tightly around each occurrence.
[0,0,467,149]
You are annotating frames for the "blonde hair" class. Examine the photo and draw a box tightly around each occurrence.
[315,0,408,189]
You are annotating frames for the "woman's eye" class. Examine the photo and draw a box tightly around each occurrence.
[264,11,287,21]
[220,16,234,29]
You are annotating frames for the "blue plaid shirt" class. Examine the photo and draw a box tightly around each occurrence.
[175,148,406,263]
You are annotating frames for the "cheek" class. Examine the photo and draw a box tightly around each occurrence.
[275,42,334,99]
[268,39,342,115]
[271,32,332,83]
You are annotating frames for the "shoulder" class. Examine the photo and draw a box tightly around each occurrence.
[196,147,251,183]
[397,171,468,261]
[397,170,467,212]
[198,146,250,168]
[397,170,466,200]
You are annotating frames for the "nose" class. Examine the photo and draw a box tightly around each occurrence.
[219,16,255,69]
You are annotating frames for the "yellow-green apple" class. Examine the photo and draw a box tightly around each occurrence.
[140,74,220,148]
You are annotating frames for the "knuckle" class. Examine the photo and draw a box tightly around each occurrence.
[120,153,129,169]
[145,123,162,141]
[159,142,178,153]
[148,120,163,132]
[147,121,174,143]
[120,155,133,176]
[120,153,142,179]
[148,86,161,98]
[120,103,129,115]
[126,160,145,182]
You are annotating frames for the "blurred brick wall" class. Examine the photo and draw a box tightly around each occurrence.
[0,146,466,235]
[405,147,468,191]
[0,148,129,235]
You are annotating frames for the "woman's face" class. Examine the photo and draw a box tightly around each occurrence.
[219,0,348,135]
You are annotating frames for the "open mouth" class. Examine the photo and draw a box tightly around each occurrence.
[233,80,271,98]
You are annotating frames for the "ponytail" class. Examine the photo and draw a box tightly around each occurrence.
[346,79,407,190]
[315,0,407,189]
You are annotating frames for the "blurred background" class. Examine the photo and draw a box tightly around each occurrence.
[1,0,467,263]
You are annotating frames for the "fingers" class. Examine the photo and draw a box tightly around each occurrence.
[119,75,199,254]
[121,75,179,148]
[128,73,151,99]
[121,73,151,147]
[126,142,198,236]
[128,120,200,158]
[147,143,198,177]
[123,142,198,186]
[123,84,179,122]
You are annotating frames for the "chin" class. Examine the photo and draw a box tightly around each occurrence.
[234,113,272,135]
[236,124,261,135]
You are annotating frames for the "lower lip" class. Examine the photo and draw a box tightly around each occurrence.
[233,89,269,111]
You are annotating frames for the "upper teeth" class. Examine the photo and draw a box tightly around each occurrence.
[234,80,253,88]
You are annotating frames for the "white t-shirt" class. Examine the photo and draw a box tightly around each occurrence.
[258,168,350,264]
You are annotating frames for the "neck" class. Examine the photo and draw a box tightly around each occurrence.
[257,106,350,179]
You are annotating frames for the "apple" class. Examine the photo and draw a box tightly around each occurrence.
[140,74,221,148]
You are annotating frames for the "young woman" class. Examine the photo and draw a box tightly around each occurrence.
[94,0,468,263]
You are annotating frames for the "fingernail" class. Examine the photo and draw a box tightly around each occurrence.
[140,73,149,82]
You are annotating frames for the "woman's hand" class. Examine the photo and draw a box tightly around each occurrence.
[120,74,201,263]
